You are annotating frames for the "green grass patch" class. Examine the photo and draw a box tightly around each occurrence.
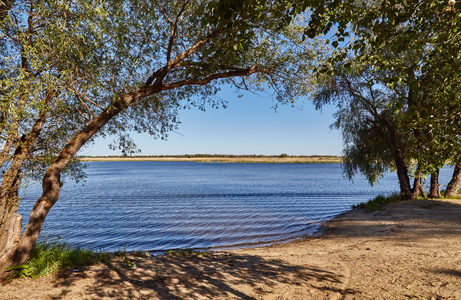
[6,237,108,279]
[413,189,461,200]
[114,246,139,269]
[352,193,402,212]
[437,189,461,199]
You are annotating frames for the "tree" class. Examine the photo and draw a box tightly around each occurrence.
[445,164,461,197]
[314,63,420,199]
[309,0,461,198]
[0,0,321,275]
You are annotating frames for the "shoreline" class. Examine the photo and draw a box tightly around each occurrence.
[79,155,343,164]
[2,198,460,299]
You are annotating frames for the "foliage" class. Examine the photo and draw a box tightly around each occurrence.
[5,237,108,278]
[314,64,405,185]
[5,264,35,279]
[0,0,325,271]
[309,0,461,197]
[352,193,401,212]
[0,0,324,191]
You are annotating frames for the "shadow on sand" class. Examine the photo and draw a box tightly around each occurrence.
[40,199,461,299]
[320,199,461,239]
[51,252,358,299]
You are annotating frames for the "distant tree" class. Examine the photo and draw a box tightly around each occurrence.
[0,0,322,275]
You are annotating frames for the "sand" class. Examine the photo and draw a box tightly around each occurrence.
[1,198,460,299]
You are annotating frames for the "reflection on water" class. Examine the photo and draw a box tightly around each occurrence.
[18,162,454,252]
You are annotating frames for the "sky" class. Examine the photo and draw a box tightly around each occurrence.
[80,87,343,157]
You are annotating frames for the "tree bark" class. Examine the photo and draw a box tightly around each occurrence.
[411,166,424,199]
[0,100,125,277]
[445,164,461,197]
[429,168,441,198]
[394,152,412,199]
[0,212,22,263]
[0,111,48,245]
[0,172,22,251]
[383,121,412,200]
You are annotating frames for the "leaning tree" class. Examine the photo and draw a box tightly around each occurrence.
[0,0,324,275]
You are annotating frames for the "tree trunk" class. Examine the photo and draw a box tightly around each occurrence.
[394,153,412,199]
[0,101,125,277]
[445,164,461,197]
[0,169,62,272]
[0,212,22,266]
[0,173,22,251]
[411,166,424,199]
[0,174,24,275]
[0,111,48,253]
[429,168,441,198]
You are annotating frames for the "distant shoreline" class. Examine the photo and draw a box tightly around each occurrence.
[79,155,343,164]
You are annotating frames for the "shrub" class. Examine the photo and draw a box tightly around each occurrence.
[352,193,401,212]
[6,237,108,279]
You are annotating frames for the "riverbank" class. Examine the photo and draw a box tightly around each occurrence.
[79,155,343,164]
[1,198,460,299]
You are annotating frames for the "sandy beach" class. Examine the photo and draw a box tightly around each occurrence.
[1,198,460,299]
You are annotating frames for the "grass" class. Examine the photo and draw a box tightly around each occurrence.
[352,193,402,212]
[114,246,139,269]
[427,189,461,200]
[6,237,109,279]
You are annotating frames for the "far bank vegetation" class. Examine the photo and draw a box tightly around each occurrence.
[78,154,343,163]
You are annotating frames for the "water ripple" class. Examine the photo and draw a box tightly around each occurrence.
[19,161,451,252]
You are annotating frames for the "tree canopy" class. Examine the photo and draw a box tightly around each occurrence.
[0,0,323,274]
[310,0,461,198]
[2,0,461,276]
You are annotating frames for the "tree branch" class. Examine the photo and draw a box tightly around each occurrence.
[161,66,264,90]
[153,0,174,25]
[144,29,222,88]
[166,0,191,63]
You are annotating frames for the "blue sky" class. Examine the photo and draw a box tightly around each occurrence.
[81,88,343,156]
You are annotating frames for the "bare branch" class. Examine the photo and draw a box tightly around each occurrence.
[68,86,104,111]
[74,103,88,123]
[75,94,94,123]
[127,65,266,107]
[166,0,191,63]
[145,29,222,87]
[161,66,265,90]
[153,0,174,25]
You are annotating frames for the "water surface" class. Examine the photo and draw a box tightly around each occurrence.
[18,162,454,252]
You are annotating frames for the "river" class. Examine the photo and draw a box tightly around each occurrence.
[18,162,454,252]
